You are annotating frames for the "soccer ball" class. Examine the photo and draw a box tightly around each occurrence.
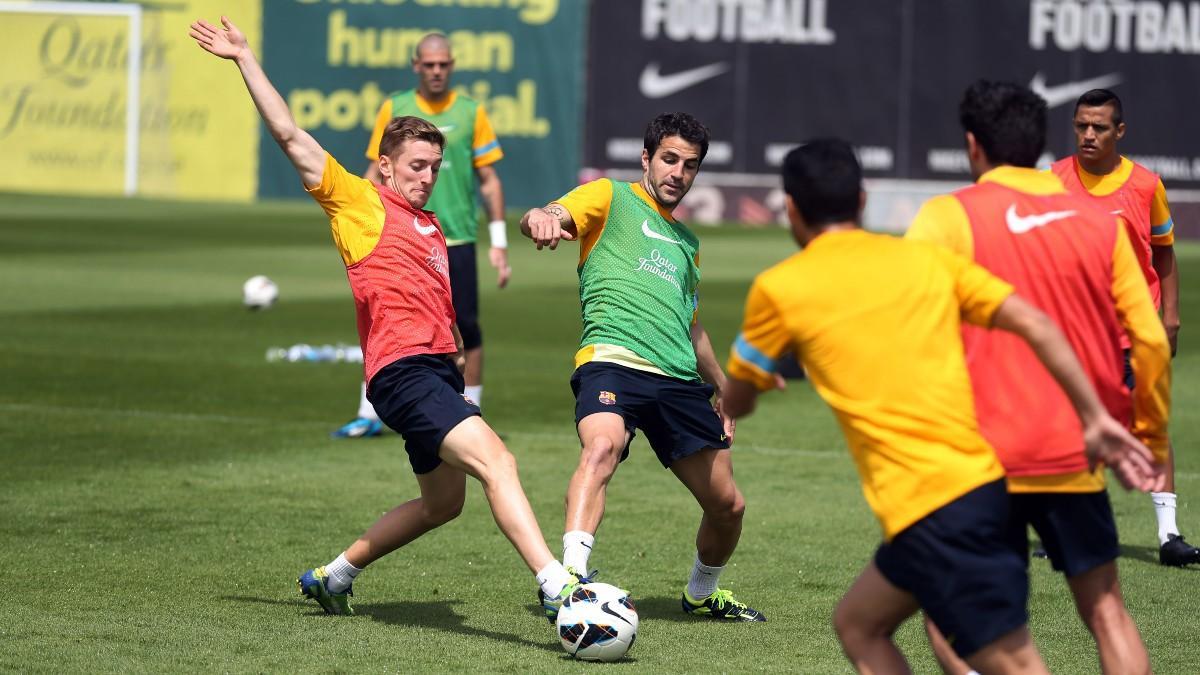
[242,275,278,310]
[556,582,638,662]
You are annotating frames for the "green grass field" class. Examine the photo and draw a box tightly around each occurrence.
[2,191,1198,673]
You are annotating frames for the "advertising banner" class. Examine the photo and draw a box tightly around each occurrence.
[257,0,585,209]
[583,0,1200,228]
[0,1,262,201]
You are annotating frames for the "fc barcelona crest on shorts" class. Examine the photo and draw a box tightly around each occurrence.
[598,391,617,406]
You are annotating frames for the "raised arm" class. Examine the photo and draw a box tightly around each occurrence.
[990,294,1163,491]
[189,16,326,187]
[520,202,577,251]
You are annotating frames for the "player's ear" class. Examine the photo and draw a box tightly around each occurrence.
[1115,122,1126,141]
[641,149,650,173]
[378,154,392,179]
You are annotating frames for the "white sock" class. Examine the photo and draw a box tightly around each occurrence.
[536,560,575,599]
[464,384,483,409]
[324,553,362,593]
[356,382,380,421]
[1152,492,1180,545]
[686,555,723,600]
[562,530,595,574]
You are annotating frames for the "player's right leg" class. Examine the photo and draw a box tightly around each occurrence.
[437,415,580,621]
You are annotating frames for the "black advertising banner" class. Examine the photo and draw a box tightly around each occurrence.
[585,0,903,177]
[584,0,1200,225]
[912,0,1200,184]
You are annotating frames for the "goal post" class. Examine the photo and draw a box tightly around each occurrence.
[0,1,142,196]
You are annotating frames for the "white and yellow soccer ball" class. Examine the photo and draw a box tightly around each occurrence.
[556,582,638,662]
[242,275,279,310]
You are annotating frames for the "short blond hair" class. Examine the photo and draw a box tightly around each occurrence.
[378,116,445,159]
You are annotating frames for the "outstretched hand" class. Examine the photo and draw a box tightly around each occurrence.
[189,16,249,61]
[1083,414,1166,492]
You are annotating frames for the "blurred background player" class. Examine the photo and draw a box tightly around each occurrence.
[334,33,511,438]
[1050,89,1198,567]
[907,80,1169,675]
[521,112,765,623]
[722,138,1162,674]
[188,15,576,617]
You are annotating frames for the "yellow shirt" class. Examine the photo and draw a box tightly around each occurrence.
[728,229,1013,540]
[1076,157,1175,246]
[306,154,386,266]
[556,179,699,376]
[364,90,503,167]
[906,166,1172,491]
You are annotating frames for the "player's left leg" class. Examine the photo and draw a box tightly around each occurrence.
[672,449,763,621]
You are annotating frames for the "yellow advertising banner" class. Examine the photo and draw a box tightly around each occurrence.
[0,1,261,200]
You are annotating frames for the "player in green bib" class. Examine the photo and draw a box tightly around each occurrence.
[521,113,765,623]
[334,33,510,438]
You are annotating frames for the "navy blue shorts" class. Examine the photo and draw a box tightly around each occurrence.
[874,479,1028,659]
[570,362,730,468]
[1007,490,1119,578]
[367,354,481,474]
[448,243,481,350]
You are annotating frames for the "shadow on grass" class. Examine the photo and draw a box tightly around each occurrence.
[225,594,564,653]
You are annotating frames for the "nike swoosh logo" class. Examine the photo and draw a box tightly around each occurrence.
[414,216,438,236]
[437,124,456,133]
[1005,205,1076,234]
[641,219,682,244]
[599,601,635,626]
[1029,72,1123,109]
[1111,209,1123,215]
[639,62,730,99]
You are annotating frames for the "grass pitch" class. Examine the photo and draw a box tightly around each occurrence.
[1,192,1198,673]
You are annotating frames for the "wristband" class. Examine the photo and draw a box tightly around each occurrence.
[488,219,508,249]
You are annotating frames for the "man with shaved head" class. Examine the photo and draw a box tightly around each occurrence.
[333,33,512,438]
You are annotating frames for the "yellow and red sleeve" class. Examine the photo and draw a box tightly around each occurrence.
[905,194,974,259]
[727,279,793,391]
[1111,223,1172,460]
[1150,179,1175,246]
[472,106,503,168]
[306,154,385,266]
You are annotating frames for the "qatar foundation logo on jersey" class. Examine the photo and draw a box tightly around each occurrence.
[426,245,448,274]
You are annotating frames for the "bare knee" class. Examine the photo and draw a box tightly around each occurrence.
[578,435,621,476]
[705,488,746,524]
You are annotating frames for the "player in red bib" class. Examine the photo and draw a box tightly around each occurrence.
[189,15,579,619]
[1051,89,1198,567]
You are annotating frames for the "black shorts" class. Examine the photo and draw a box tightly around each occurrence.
[1122,348,1134,390]
[570,362,730,468]
[874,479,1028,660]
[1007,490,1119,578]
[448,243,481,350]
[367,354,481,474]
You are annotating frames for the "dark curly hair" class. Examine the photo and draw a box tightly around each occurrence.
[644,112,710,163]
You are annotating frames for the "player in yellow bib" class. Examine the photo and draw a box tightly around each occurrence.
[521,113,765,622]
